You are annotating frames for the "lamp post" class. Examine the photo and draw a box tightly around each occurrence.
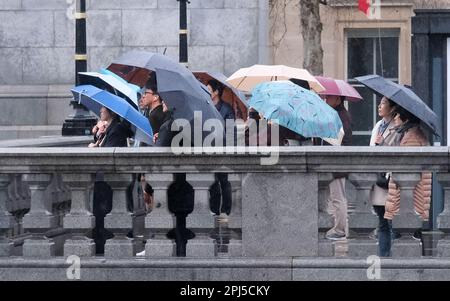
[178,0,189,67]
[62,0,96,136]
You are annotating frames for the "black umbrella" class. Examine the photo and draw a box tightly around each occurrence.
[355,74,441,136]
[155,68,225,125]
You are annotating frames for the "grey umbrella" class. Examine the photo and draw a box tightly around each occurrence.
[355,74,441,136]
[107,51,190,87]
[155,68,225,125]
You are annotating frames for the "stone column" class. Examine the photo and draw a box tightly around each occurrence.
[104,173,135,258]
[228,173,242,229]
[347,173,378,231]
[242,172,318,257]
[0,175,13,256]
[390,172,423,230]
[62,173,95,257]
[185,173,215,229]
[144,173,176,258]
[318,173,334,232]
[389,172,423,257]
[437,173,450,256]
[22,174,57,257]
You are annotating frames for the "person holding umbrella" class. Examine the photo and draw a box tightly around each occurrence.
[88,106,132,148]
[140,80,167,136]
[356,75,440,254]
[207,79,234,219]
[385,105,432,222]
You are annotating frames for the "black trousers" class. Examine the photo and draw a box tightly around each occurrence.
[209,173,232,215]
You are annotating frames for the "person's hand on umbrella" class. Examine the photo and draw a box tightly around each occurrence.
[153,132,159,144]
[374,134,384,145]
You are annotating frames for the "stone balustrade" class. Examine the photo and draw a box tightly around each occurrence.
[0,146,450,262]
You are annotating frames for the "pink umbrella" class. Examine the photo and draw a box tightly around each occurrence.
[315,76,363,102]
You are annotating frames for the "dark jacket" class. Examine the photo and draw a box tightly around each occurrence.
[215,100,235,121]
[156,112,175,147]
[147,104,166,134]
[98,118,132,147]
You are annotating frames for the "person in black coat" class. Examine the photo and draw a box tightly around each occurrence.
[207,79,234,217]
[89,106,132,254]
[139,81,167,135]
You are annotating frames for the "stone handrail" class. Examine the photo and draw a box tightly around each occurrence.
[1,146,450,260]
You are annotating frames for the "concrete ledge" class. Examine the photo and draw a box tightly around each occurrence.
[1,257,450,280]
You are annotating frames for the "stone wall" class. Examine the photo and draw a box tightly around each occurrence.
[0,0,269,85]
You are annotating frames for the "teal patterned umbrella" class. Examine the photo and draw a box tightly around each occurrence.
[249,81,343,139]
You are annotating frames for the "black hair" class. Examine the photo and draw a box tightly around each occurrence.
[144,80,162,102]
[207,79,224,98]
[395,105,420,124]
[144,183,154,195]
[289,78,310,90]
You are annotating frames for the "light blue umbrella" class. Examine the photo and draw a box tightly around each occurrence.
[71,85,153,145]
[248,81,343,139]
[78,69,142,109]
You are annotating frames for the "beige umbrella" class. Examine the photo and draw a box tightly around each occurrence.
[226,64,325,93]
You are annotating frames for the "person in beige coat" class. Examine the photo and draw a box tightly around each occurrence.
[369,97,402,256]
[385,107,432,224]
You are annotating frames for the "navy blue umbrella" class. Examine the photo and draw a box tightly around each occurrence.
[356,75,441,136]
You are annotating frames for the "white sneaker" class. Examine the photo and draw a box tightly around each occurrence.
[136,250,146,256]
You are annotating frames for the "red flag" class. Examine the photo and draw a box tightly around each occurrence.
[358,0,370,15]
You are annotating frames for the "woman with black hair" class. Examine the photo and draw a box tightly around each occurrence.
[384,106,432,243]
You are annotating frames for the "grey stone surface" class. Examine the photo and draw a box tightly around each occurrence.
[22,0,69,9]
[23,48,75,84]
[88,0,158,9]
[186,173,215,229]
[186,236,216,258]
[105,237,136,258]
[391,173,424,230]
[228,239,243,257]
[0,11,54,47]
[437,173,450,230]
[348,173,379,230]
[122,9,179,46]
[224,43,259,76]
[0,48,23,85]
[190,9,258,46]
[228,173,242,229]
[225,0,259,8]
[145,173,174,229]
[87,10,122,47]
[64,237,96,257]
[242,172,318,257]
[346,239,378,257]
[189,46,225,73]
[391,238,422,257]
[0,98,47,126]
[47,97,73,125]
[145,238,175,257]
[54,10,75,47]
[22,238,55,257]
[87,47,122,71]
[0,0,21,9]
[318,239,334,257]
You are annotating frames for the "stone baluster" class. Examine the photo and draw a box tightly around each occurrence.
[185,173,216,229]
[228,173,242,230]
[144,173,175,257]
[0,175,13,256]
[185,173,216,257]
[62,173,95,257]
[104,173,135,258]
[437,173,450,256]
[347,173,378,232]
[318,173,334,232]
[389,172,423,257]
[22,174,57,257]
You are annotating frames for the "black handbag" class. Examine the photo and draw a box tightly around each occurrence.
[375,172,390,189]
